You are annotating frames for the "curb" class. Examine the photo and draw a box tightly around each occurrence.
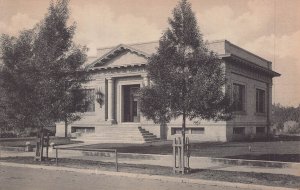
[0,161,297,190]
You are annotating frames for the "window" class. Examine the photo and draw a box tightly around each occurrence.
[74,89,95,112]
[71,127,95,133]
[256,89,265,113]
[190,128,205,134]
[171,128,205,135]
[171,128,183,135]
[83,89,95,112]
[232,83,245,111]
[256,127,265,134]
[233,127,245,135]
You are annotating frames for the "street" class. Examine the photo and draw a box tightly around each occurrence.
[0,165,250,190]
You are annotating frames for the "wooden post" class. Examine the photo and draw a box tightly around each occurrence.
[173,138,176,173]
[64,119,68,138]
[55,148,58,166]
[46,133,49,160]
[181,137,185,174]
[186,137,190,172]
[40,131,44,161]
[115,149,118,172]
[35,141,40,161]
[178,137,180,171]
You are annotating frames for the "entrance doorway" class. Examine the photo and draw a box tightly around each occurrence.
[122,84,140,122]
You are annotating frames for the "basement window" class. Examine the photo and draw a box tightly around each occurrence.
[171,128,182,135]
[171,128,187,135]
[190,128,205,134]
[71,127,95,133]
[256,127,265,134]
[233,127,245,135]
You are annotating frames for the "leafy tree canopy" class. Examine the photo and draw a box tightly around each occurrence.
[140,0,231,129]
[0,0,89,133]
[272,104,300,133]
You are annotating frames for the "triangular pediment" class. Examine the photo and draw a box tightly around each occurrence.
[89,44,150,69]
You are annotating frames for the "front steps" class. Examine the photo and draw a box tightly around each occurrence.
[138,127,160,143]
[74,126,160,144]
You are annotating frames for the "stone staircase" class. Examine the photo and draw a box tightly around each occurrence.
[138,126,160,143]
[74,126,160,144]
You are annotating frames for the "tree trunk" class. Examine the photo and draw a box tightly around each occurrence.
[35,126,44,162]
[40,128,44,161]
[160,122,167,140]
[181,111,187,173]
[182,111,186,143]
[35,131,40,161]
[64,118,68,137]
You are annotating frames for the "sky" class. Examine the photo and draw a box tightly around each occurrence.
[0,0,299,107]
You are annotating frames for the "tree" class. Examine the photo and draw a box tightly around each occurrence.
[140,0,230,156]
[0,0,89,159]
[271,104,300,134]
[0,69,10,135]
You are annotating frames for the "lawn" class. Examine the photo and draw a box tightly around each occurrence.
[78,140,300,162]
[1,136,299,162]
[0,137,82,148]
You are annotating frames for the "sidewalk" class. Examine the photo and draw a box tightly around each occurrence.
[0,161,297,190]
[1,148,299,176]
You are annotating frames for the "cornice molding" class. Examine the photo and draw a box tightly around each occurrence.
[223,54,280,78]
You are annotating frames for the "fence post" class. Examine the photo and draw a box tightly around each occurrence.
[173,138,176,174]
[46,133,49,159]
[41,131,44,161]
[115,149,118,172]
[186,137,190,172]
[181,137,185,174]
[55,148,58,166]
[35,142,40,161]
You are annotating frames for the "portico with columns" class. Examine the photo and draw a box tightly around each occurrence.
[105,73,149,125]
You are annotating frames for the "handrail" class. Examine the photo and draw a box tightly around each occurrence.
[53,146,118,172]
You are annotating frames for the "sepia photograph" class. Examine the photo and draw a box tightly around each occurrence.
[0,0,299,189]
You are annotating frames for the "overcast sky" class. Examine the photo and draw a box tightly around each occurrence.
[0,0,299,107]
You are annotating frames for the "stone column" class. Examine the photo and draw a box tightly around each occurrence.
[107,77,115,123]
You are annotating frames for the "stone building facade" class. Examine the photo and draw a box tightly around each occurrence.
[55,40,280,143]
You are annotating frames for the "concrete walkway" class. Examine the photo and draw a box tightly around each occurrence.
[1,162,296,190]
[1,148,299,177]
